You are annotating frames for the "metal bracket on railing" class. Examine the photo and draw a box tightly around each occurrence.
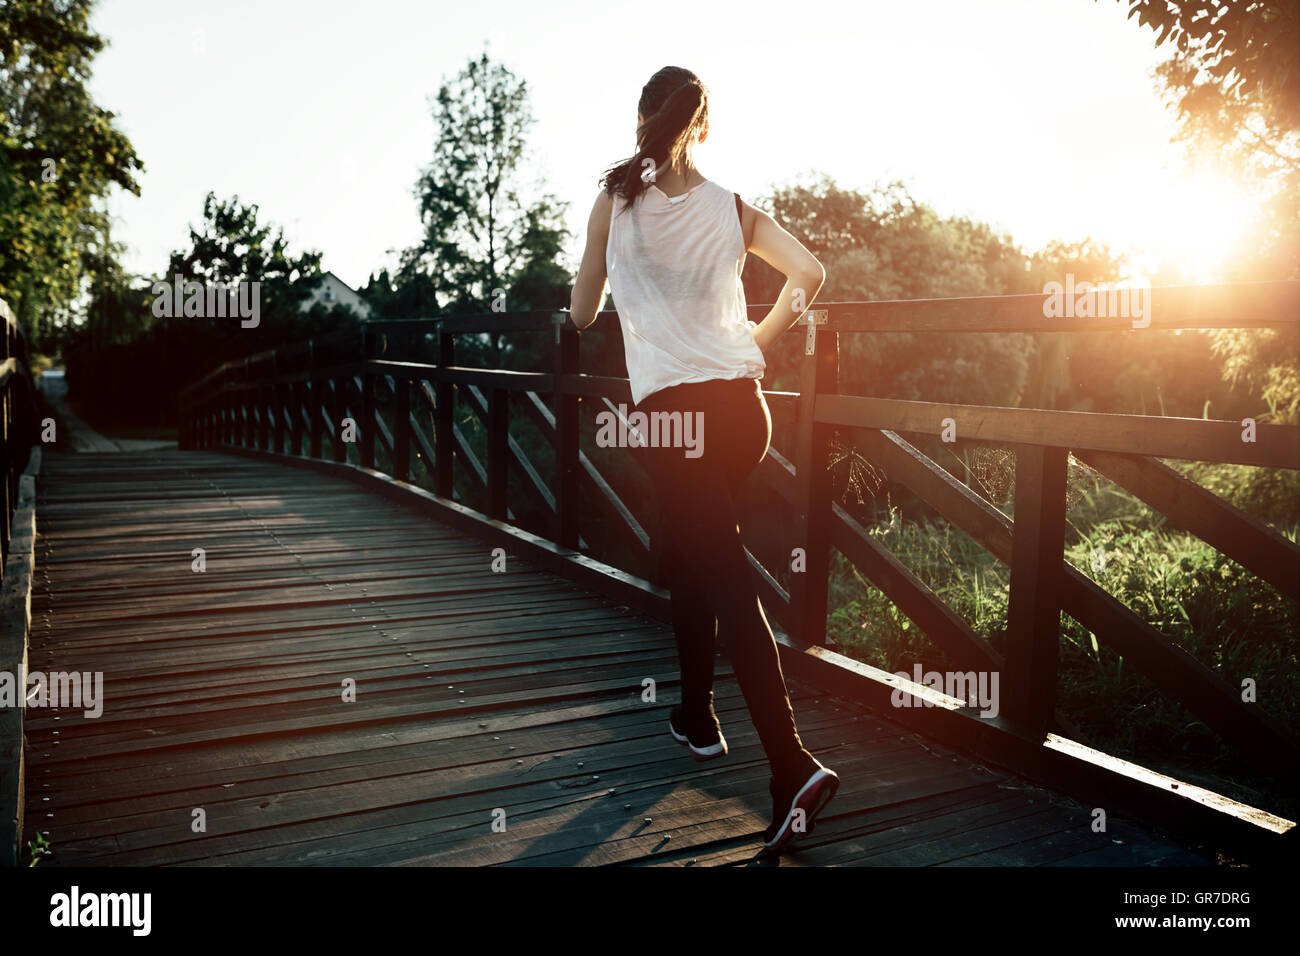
[802,310,829,356]
[553,312,568,344]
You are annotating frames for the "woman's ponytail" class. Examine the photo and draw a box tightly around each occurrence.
[600,67,708,213]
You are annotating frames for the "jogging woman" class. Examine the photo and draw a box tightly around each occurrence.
[568,66,839,855]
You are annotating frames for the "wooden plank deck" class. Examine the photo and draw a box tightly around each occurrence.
[23,448,1215,866]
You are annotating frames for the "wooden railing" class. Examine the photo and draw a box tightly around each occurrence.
[177,280,1300,776]
[0,295,43,866]
[0,298,39,570]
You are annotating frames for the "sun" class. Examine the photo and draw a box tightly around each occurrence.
[1137,162,1260,282]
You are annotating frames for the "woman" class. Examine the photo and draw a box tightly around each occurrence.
[568,66,838,855]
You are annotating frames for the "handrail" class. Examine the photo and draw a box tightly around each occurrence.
[0,295,41,866]
[0,298,39,571]
[178,280,1300,401]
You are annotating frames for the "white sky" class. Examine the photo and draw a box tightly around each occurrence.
[88,0,1222,291]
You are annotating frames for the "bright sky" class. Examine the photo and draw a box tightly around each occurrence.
[88,0,1254,291]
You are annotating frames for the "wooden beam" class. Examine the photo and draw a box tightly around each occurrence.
[393,376,409,481]
[789,280,1299,333]
[435,331,454,498]
[360,372,375,470]
[553,324,580,549]
[1002,445,1069,735]
[463,385,556,517]
[789,323,838,644]
[816,394,1300,468]
[487,387,508,521]
[519,391,644,554]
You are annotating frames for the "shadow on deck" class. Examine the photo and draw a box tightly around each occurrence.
[24,449,1214,866]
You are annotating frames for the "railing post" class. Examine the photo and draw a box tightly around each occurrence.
[257,360,270,451]
[487,387,508,520]
[177,393,187,450]
[223,373,234,445]
[308,342,322,460]
[291,382,303,457]
[271,354,284,454]
[241,358,252,447]
[331,378,347,464]
[789,310,836,645]
[393,374,410,482]
[553,315,580,549]
[434,324,454,497]
[360,326,375,470]
[2,320,11,565]
[1002,444,1069,735]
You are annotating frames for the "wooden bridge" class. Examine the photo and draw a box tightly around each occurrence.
[1,284,1297,866]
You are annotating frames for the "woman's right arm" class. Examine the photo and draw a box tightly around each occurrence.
[569,191,613,330]
[741,199,826,352]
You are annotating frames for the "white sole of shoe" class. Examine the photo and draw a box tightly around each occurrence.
[669,718,727,759]
[763,767,839,852]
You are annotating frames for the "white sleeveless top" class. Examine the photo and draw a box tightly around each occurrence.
[605,179,765,405]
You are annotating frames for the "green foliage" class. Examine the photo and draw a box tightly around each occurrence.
[1175,459,1300,527]
[1059,520,1297,786]
[163,191,331,351]
[390,50,571,337]
[0,0,143,338]
[1209,325,1300,424]
[741,176,1153,412]
[63,191,355,427]
[26,830,50,866]
[1121,0,1299,146]
[826,512,1009,675]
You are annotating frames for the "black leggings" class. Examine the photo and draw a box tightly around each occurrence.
[635,376,813,783]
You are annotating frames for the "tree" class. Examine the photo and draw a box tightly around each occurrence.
[64,191,355,428]
[164,191,334,357]
[0,0,143,339]
[742,175,1037,406]
[399,50,571,361]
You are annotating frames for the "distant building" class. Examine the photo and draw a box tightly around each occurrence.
[300,271,372,319]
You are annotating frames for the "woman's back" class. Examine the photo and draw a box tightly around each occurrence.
[605,179,765,406]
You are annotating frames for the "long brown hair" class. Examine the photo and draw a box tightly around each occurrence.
[600,66,708,214]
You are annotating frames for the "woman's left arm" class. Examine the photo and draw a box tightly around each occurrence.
[569,190,613,329]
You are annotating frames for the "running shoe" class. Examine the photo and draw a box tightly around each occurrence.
[762,758,839,854]
[669,703,728,760]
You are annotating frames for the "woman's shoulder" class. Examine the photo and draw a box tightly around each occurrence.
[702,179,732,200]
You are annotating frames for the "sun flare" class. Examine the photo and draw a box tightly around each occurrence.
[1122,162,1261,282]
